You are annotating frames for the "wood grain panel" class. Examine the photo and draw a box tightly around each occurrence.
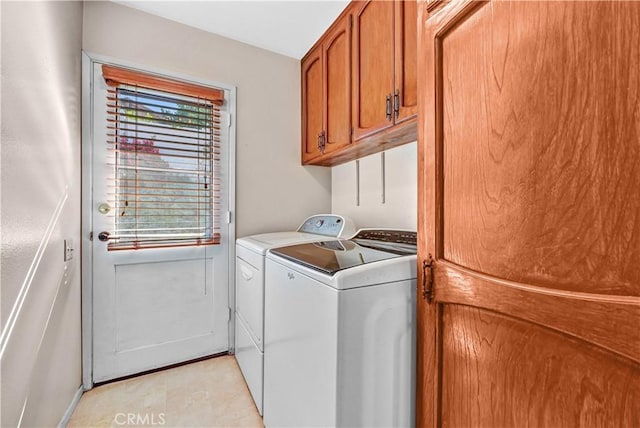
[441,304,640,427]
[435,261,640,363]
[394,0,418,123]
[301,47,323,163]
[418,0,640,426]
[440,1,640,295]
[352,0,394,139]
[324,15,352,155]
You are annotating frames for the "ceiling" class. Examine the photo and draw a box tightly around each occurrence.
[114,1,351,59]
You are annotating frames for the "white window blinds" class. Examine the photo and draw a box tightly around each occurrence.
[102,65,224,250]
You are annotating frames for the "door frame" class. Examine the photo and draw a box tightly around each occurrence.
[80,52,237,389]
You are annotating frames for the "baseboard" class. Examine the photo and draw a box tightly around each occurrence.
[57,385,83,428]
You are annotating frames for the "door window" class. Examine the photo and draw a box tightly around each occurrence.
[103,65,224,250]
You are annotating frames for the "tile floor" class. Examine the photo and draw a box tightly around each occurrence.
[68,355,263,427]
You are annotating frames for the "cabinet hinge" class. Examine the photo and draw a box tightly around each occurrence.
[228,307,232,322]
[227,211,232,224]
[350,127,354,137]
[89,231,93,241]
[350,15,353,29]
[422,254,435,303]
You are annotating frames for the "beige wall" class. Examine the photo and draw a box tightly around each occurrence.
[1,1,83,426]
[332,142,417,230]
[83,1,332,238]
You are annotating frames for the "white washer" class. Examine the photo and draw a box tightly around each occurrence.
[234,214,355,415]
[264,230,417,428]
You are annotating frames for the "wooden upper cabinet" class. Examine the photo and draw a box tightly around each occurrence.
[323,13,352,155]
[301,0,417,166]
[394,0,418,123]
[352,0,417,140]
[352,0,395,140]
[301,12,352,164]
[417,0,640,426]
[301,45,324,163]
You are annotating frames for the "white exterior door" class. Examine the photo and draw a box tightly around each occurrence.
[89,61,231,383]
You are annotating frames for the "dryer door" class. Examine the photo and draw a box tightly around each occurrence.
[235,254,264,348]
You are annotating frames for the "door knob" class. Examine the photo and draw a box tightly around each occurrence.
[98,231,111,242]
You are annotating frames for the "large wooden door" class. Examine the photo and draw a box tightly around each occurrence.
[323,13,352,155]
[417,1,640,426]
[301,45,323,163]
[352,0,394,140]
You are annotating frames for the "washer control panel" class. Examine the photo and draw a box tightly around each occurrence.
[297,215,355,238]
[352,229,417,246]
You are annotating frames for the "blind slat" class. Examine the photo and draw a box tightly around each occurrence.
[107,127,217,143]
[112,223,216,228]
[106,109,220,130]
[107,105,219,126]
[111,165,214,175]
[109,192,216,198]
[108,88,223,112]
[107,96,222,118]
[110,185,214,192]
[107,115,217,134]
[108,134,220,149]
[110,149,214,162]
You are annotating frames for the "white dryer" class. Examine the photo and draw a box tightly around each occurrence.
[264,229,417,428]
[234,214,355,415]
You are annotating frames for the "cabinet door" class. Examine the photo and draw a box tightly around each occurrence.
[352,0,394,140]
[417,1,640,427]
[394,0,417,123]
[301,46,324,163]
[323,13,352,155]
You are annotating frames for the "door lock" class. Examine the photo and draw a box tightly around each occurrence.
[98,231,111,242]
[98,203,111,215]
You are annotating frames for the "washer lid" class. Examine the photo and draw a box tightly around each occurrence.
[269,230,417,276]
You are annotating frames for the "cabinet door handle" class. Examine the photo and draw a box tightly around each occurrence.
[394,89,400,119]
[319,130,326,154]
[386,94,392,122]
